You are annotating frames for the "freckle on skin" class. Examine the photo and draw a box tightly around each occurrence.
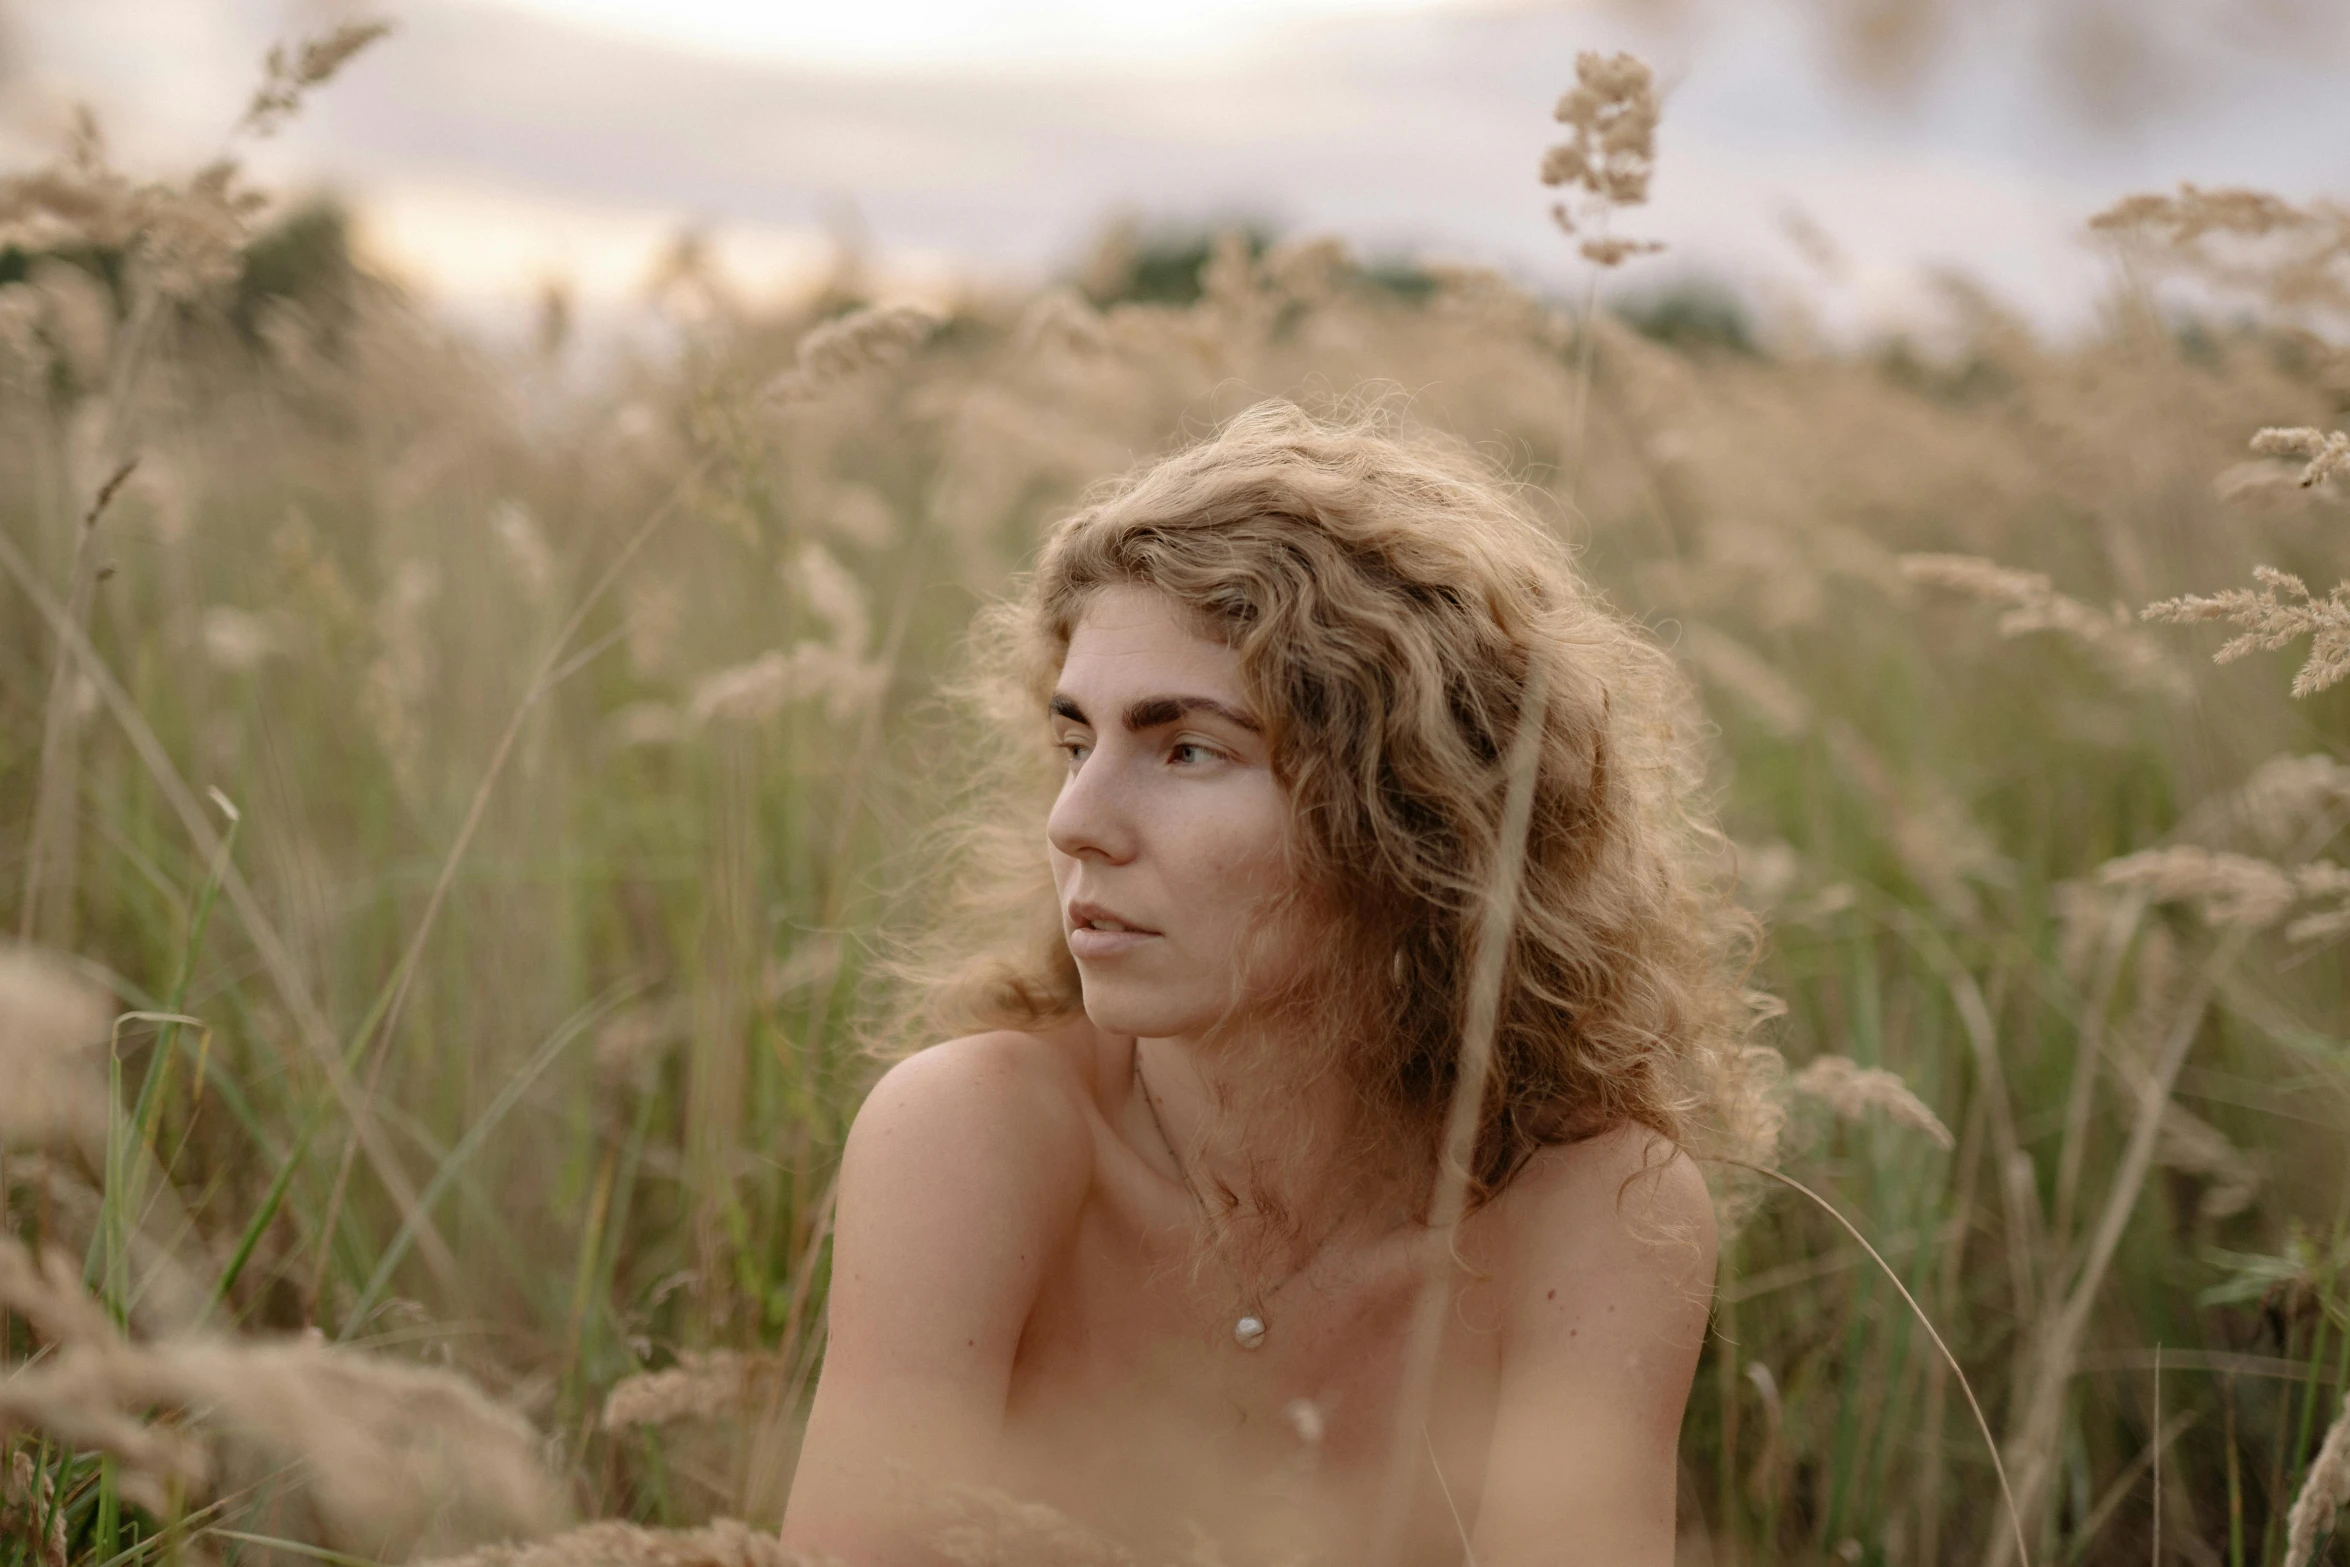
[1546,1289,1556,1301]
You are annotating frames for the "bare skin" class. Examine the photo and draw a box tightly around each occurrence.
[782,586,1717,1565]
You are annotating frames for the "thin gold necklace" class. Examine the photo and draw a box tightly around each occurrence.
[1131,1045,1341,1351]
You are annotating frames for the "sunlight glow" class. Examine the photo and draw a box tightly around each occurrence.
[460,0,1468,69]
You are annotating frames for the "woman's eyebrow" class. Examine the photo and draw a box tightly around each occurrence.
[1046,692,1261,734]
[1122,694,1262,733]
[1052,690,1259,737]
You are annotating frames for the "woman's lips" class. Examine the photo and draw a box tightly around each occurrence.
[1067,924,1159,960]
[1065,902,1160,959]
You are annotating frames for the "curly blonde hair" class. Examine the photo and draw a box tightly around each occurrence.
[896,399,1778,1208]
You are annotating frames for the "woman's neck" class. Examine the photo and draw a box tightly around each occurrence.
[1129,1030,1423,1250]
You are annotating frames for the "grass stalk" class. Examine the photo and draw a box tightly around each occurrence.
[1366,654,1549,1567]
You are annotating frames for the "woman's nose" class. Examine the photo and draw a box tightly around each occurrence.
[1047,747,1139,864]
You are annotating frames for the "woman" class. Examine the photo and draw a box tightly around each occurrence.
[781,401,1778,1565]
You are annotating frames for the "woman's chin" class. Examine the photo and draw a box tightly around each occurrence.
[1077,989,1208,1041]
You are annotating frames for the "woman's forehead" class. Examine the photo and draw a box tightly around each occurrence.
[1059,585,1245,698]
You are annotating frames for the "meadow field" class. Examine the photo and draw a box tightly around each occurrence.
[2,30,2347,1567]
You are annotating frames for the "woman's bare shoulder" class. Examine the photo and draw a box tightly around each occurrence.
[849,1029,1100,1194]
[1489,1125,1717,1323]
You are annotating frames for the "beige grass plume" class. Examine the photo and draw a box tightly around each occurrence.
[602,1349,778,1429]
[0,1233,565,1559]
[240,21,398,138]
[766,304,939,403]
[2097,846,2297,928]
[2252,427,2350,490]
[2286,1391,2350,1567]
[0,943,116,1163]
[1901,552,2188,697]
[2,946,221,1338]
[2229,754,2350,851]
[2285,861,2350,946]
[1789,1055,1955,1150]
[2153,1104,2261,1221]
[2,1448,68,1567]
[2088,184,2350,316]
[416,1518,822,1567]
[2089,184,2308,245]
[1542,51,1666,267]
[2142,565,2350,697]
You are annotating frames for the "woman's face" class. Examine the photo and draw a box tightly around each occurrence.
[1047,584,1299,1041]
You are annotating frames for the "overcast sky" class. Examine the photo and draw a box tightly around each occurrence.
[5,0,2347,337]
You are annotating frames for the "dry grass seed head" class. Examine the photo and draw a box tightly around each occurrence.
[415,1517,825,1567]
[767,304,940,403]
[2097,845,2297,929]
[929,1484,1139,1567]
[1901,552,2186,697]
[602,1349,779,1430]
[1542,50,1666,265]
[1788,1055,1955,1150]
[2229,754,2350,852]
[1544,51,1662,207]
[0,944,118,1163]
[2152,1105,2261,1220]
[241,21,398,137]
[130,1336,567,1559]
[2251,427,2350,489]
[2286,1391,2350,1567]
[2284,861,2350,946]
[2,1449,69,1567]
[1,1232,562,1561]
[2143,565,2350,696]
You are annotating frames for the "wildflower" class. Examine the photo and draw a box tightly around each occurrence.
[2143,565,2350,698]
[1789,1055,1955,1150]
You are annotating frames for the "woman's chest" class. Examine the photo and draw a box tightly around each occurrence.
[993,1205,1505,1562]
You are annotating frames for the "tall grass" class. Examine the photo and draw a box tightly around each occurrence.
[3,29,2348,1567]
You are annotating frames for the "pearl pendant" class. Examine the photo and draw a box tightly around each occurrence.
[1234,1315,1267,1350]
